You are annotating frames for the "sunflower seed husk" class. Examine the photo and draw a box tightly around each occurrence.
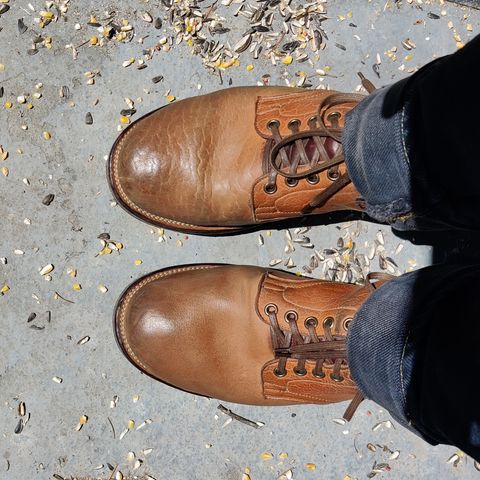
[376,231,385,246]
[18,18,28,34]
[0,4,10,15]
[154,17,163,29]
[27,312,37,323]
[39,264,54,276]
[234,34,252,53]
[152,75,164,84]
[390,450,400,460]
[447,453,460,467]
[59,85,70,99]
[30,325,45,331]
[42,194,55,206]
[77,336,90,345]
[120,108,136,116]
[85,112,93,125]
[141,11,153,22]
[285,257,295,268]
[14,419,23,434]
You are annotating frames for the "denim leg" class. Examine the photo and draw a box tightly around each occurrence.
[348,264,480,462]
[343,33,480,231]
[343,83,416,226]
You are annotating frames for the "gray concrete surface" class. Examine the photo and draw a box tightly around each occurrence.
[1,0,479,479]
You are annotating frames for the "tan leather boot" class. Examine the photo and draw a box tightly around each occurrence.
[108,87,366,235]
[114,264,390,420]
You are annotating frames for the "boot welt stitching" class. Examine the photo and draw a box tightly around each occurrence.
[117,265,218,371]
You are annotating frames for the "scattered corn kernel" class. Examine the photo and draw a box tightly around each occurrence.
[40,10,54,19]
[72,283,82,291]
[306,463,316,471]
[166,95,176,103]
[120,116,130,124]
[134,259,142,265]
[90,36,98,45]
[246,64,254,71]
[5,101,12,109]
[127,419,135,429]
[282,55,293,65]
[260,452,273,461]
[43,131,52,140]
[1,284,10,294]
[1,166,9,177]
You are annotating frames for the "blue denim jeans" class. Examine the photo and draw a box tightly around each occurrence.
[344,34,480,461]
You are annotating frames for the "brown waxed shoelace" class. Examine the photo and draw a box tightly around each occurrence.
[264,272,391,421]
[264,74,376,213]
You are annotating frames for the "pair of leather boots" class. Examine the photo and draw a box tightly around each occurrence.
[108,86,389,421]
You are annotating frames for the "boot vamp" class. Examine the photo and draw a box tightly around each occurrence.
[118,265,277,404]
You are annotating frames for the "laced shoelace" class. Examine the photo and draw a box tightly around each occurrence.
[264,76,376,213]
[264,272,390,421]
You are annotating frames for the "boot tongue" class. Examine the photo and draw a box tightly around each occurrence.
[269,137,340,176]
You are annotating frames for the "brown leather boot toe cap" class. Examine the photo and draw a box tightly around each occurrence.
[115,264,276,404]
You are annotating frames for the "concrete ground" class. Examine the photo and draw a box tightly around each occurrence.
[1,0,479,479]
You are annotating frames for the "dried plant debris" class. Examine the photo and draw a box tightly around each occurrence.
[217,404,265,428]
[266,224,406,284]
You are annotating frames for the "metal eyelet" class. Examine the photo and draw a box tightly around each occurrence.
[327,111,341,124]
[294,367,307,376]
[274,368,286,378]
[327,169,340,181]
[308,115,318,125]
[304,316,318,328]
[343,318,352,331]
[285,177,298,187]
[330,373,344,382]
[264,183,277,194]
[313,370,326,379]
[264,303,278,315]
[267,119,280,129]
[306,174,319,185]
[323,317,334,329]
[288,118,301,129]
[284,310,298,323]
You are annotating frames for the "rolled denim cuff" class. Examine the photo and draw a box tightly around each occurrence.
[343,81,414,225]
[346,273,436,443]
